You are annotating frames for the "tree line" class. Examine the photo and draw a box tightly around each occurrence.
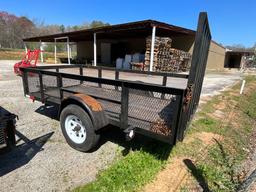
[0,11,109,50]
[0,11,255,52]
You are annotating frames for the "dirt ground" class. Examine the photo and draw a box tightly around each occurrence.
[143,132,223,192]
[0,60,241,192]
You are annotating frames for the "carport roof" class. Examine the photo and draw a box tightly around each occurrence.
[226,50,254,54]
[23,19,196,42]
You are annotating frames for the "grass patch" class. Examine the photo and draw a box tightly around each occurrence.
[184,76,256,191]
[0,49,24,60]
[171,139,203,158]
[76,151,162,192]
[0,48,71,61]
[74,142,170,192]
[192,118,221,133]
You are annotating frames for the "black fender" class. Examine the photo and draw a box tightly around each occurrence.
[59,94,109,131]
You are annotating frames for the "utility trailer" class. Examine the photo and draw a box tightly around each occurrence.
[20,13,211,152]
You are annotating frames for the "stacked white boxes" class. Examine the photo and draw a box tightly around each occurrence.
[116,53,145,70]
[116,58,124,69]
[123,55,132,69]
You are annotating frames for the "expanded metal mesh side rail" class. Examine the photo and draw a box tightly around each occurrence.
[127,89,179,142]
[21,67,185,144]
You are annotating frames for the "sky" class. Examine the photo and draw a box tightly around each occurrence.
[0,0,255,47]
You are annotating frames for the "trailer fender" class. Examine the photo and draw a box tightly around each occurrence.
[59,94,109,131]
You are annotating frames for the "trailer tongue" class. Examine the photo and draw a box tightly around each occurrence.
[20,12,211,152]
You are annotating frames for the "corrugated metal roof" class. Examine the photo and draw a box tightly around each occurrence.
[23,19,196,42]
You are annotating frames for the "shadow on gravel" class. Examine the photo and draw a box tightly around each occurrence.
[35,105,59,120]
[0,131,54,177]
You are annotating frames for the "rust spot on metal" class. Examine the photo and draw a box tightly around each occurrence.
[74,94,103,112]
[183,84,193,112]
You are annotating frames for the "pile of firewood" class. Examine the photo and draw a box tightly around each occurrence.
[145,36,191,72]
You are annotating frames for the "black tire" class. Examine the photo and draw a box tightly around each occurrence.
[60,104,100,152]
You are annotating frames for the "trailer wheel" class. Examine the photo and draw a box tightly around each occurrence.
[60,104,100,152]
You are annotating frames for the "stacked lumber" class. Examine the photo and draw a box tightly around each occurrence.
[145,36,191,72]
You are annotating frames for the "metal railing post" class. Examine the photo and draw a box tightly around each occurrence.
[174,90,186,143]
[98,67,102,88]
[22,71,29,95]
[93,33,97,66]
[67,37,70,64]
[57,74,63,99]
[120,84,129,130]
[161,75,167,99]
[40,40,43,63]
[149,26,156,72]
[79,66,83,84]
[54,39,57,64]
[115,70,119,90]
[39,72,45,103]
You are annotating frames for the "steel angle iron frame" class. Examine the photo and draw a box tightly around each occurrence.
[21,65,185,143]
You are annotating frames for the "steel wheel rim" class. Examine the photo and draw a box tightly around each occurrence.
[65,115,86,144]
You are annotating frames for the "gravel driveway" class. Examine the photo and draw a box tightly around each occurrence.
[0,61,119,191]
[0,60,241,192]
